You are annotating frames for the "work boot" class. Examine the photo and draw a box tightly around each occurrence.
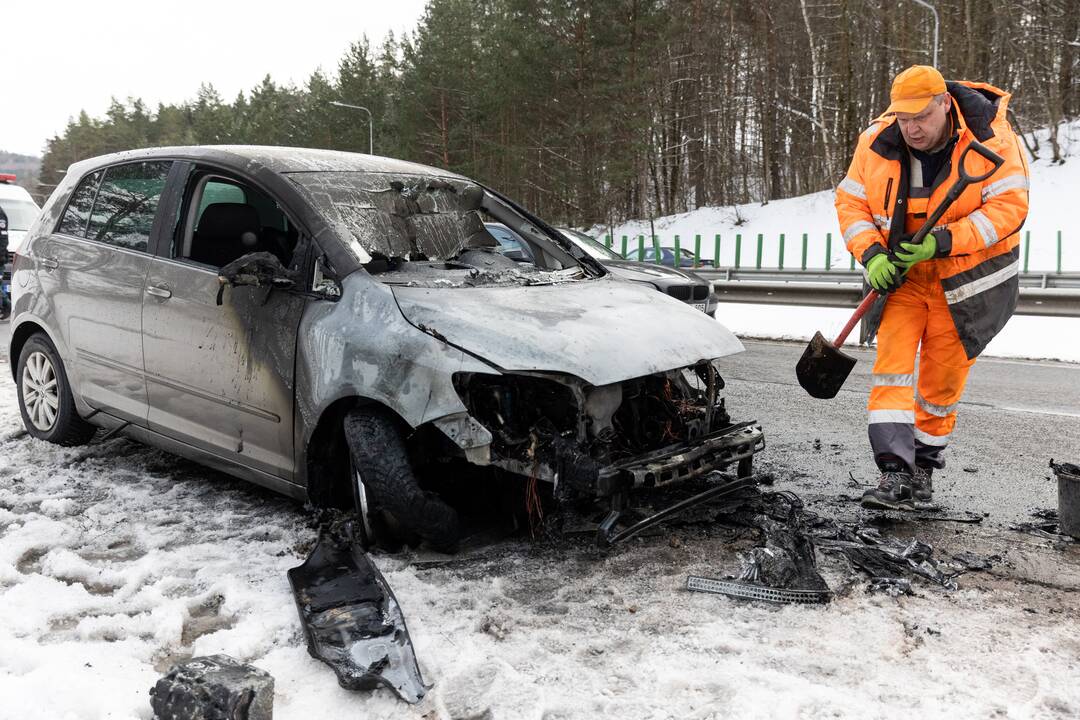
[860,470,915,511]
[910,466,934,503]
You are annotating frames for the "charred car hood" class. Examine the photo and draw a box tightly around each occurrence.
[392,279,743,386]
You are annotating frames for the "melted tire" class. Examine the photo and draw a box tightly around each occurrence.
[343,407,459,551]
[16,333,96,447]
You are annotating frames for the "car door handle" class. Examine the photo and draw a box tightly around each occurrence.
[39,256,59,270]
[146,284,172,299]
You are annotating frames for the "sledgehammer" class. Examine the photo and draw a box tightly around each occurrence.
[795,140,1005,399]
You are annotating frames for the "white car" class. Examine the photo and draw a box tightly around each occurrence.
[1,173,41,255]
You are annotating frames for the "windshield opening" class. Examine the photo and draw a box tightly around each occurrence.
[288,172,596,288]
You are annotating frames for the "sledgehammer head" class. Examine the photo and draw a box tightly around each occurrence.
[796,331,858,399]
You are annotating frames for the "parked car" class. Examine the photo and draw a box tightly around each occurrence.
[1,174,41,320]
[8,146,763,549]
[556,227,718,316]
[629,245,716,269]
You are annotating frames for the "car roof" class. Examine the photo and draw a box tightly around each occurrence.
[66,145,469,180]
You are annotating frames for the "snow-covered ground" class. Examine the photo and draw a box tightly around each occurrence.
[594,121,1079,275]
[2,342,1079,719]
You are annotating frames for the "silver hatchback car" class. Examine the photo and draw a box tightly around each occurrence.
[8,146,764,548]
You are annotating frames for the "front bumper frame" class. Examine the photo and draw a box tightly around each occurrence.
[596,421,765,497]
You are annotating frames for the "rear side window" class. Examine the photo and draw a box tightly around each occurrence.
[56,171,103,237]
[85,161,172,252]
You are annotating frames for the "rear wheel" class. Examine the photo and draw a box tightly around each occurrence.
[16,333,96,446]
[343,407,459,552]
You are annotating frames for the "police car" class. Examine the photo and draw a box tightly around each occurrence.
[1,174,41,319]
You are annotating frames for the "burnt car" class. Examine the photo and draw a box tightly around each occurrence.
[8,146,763,549]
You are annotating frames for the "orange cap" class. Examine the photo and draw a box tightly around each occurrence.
[886,65,946,115]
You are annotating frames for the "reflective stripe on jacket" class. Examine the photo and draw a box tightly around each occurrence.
[835,80,1030,359]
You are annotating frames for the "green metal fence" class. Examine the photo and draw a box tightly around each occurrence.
[602,231,1068,272]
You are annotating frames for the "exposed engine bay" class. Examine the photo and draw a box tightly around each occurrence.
[452,362,765,501]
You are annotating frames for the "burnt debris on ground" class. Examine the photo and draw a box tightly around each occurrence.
[659,477,976,602]
[149,654,274,720]
[288,517,430,705]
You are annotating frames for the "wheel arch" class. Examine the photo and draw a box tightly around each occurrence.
[8,320,58,383]
[303,395,411,510]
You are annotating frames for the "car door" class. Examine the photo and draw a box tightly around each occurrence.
[141,167,307,479]
[38,161,173,423]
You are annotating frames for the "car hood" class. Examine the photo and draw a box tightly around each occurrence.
[602,260,707,285]
[391,278,743,386]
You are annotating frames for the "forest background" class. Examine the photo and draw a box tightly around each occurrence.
[32,0,1079,228]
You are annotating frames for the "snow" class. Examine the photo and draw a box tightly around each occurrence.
[593,121,1080,274]
[1,353,1079,719]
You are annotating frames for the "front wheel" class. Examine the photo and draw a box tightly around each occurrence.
[343,407,459,552]
[16,333,96,446]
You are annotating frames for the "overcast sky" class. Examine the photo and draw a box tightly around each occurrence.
[2,0,428,157]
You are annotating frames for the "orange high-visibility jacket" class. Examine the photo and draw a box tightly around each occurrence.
[835,80,1030,358]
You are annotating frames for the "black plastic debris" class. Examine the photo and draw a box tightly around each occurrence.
[688,490,833,604]
[149,654,273,720]
[867,577,914,597]
[1009,506,1076,543]
[288,520,430,704]
[817,528,960,591]
[951,551,995,571]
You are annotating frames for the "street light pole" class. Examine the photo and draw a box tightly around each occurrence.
[328,100,374,155]
[910,0,940,68]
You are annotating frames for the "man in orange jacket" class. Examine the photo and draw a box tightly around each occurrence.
[835,65,1029,510]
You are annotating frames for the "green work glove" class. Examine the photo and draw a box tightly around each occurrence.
[866,253,900,293]
[894,232,937,270]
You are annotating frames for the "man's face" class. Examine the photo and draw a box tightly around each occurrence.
[895,94,951,151]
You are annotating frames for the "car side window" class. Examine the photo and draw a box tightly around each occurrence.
[84,162,172,252]
[178,173,298,269]
[56,171,104,238]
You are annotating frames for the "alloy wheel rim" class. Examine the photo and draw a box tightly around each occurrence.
[21,351,59,432]
[352,466,376,544]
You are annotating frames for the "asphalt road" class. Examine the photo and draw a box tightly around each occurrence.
[2,319,1078,524]
[723,338,1080,524]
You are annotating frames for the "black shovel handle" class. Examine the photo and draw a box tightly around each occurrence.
[910,140,1004,245]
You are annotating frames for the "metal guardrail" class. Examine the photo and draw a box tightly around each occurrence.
[693,268,1080,318]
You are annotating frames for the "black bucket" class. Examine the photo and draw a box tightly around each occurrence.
[1053,461,1080,539]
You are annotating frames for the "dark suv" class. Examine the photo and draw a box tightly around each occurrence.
[8,146,763,548]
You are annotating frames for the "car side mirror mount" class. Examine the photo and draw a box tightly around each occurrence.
[216,252,295,305]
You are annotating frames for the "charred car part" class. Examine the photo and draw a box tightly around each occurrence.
[288,521,429,704]
[451,363,762,496]
[149,655,275,720]
[450,363,764,545]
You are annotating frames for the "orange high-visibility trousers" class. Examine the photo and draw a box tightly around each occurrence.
[868,260,976,472]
